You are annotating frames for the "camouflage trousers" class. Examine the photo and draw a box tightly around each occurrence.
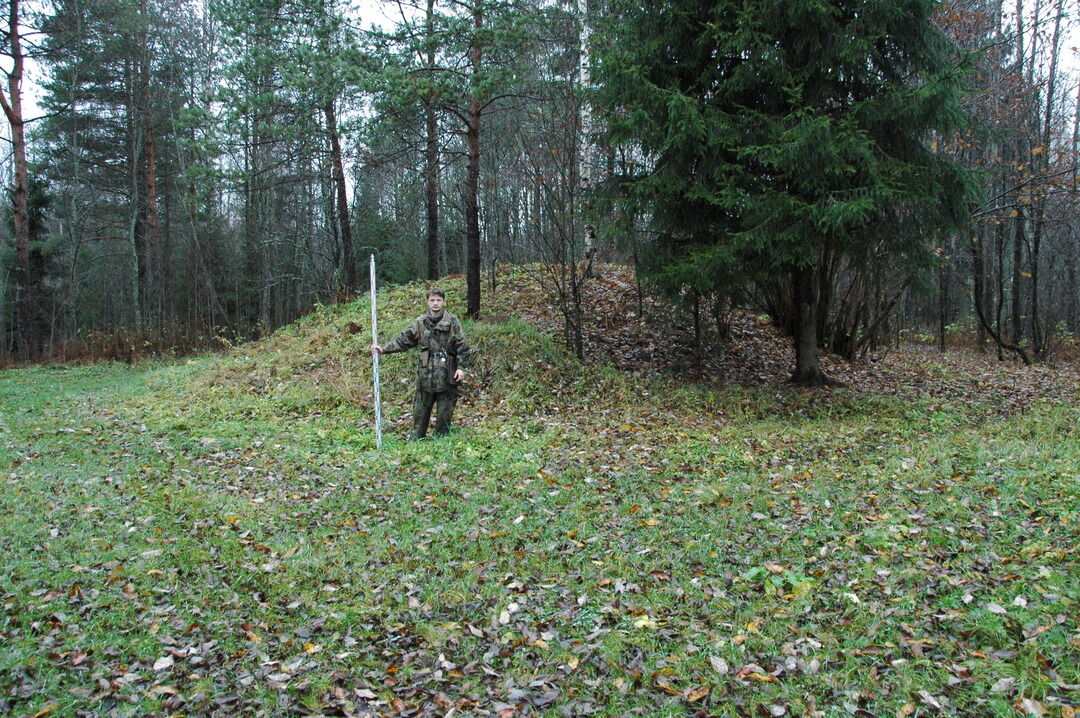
[410,386,459,440]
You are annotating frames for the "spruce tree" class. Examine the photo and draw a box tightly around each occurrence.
[593,0,975,384]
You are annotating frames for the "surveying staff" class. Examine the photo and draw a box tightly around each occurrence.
[373,288,472,440]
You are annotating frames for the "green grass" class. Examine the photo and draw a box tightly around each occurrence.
[1,278,1078,717]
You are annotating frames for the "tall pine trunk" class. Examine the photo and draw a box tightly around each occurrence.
[126,54,144,335]
[144,117,161,334]
[1,0,32,355]
[425,0,440,281]
[139,0,161,336]
[465,1,482,319]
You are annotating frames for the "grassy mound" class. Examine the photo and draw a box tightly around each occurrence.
[1,273,1077,717]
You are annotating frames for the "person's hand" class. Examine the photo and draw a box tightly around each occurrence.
[453,368,465,383]
[372,345,383,355]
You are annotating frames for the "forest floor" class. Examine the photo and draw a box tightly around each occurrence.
[495,264,1080,414]
[1,265,1078,717]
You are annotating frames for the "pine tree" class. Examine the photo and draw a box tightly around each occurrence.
[593,0,975,383]
[371,0,537,317]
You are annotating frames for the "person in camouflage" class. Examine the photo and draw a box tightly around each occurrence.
[373,288,473,440]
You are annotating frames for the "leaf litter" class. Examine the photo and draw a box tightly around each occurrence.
[1,267,1077,716]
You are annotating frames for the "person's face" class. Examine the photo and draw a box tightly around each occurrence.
[427,294,445,313]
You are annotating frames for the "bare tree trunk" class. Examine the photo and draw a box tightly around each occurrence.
[1011,205,1024,344]
[994,215,1005,358]
[126,53,144,336]
[139,0,161,337]
[1010,0,1027,347]
[975,223,987,351]
[1,0,32,356]
[1070,81,1080,334]
[969,232,1031,364]
[324,100,355,290]
[1068,232,1078,334]
[937,258,948,352]
[425,0,440,281]
[1029,0,1064,358]
[144,109,162,334]
[465,0,482,319]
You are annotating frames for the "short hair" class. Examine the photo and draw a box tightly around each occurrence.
[427,287,445,299]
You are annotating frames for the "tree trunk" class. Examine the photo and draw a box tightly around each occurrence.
[139,0,161,337]
[1010,0,1027,348]
[937,258,948,352]
[324,100,355,290]
[969,231,1031,364]
[126,53,144,336]
[1029,0,1063,358]
[975,224,987,351]
[790,268,831,385]
[424,0,440,281]
[994,214,1006,357]
[1068,234,1078,334]
[1011,204,1024,344]
[1070,81,1080,334]
[465,1,483,319]
[144,106,161,334]
[1,0,33,356]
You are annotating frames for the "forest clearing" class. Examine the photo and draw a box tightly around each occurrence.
[3,0,1080,711]
[2,271,1077,717]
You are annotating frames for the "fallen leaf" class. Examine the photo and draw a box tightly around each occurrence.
[685,685,709,702]
[1014,698,1047,716]
[710,655,730,675]
[153,655,174,671]
[990,677,1016,693]
[919,689,944,711]
[986,603,1008,615]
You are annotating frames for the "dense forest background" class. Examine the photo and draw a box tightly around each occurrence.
[1,0,1078,378]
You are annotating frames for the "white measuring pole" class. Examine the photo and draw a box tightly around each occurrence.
[370,254,383,450]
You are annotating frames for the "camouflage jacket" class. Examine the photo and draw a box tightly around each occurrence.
[382,311,472,393]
